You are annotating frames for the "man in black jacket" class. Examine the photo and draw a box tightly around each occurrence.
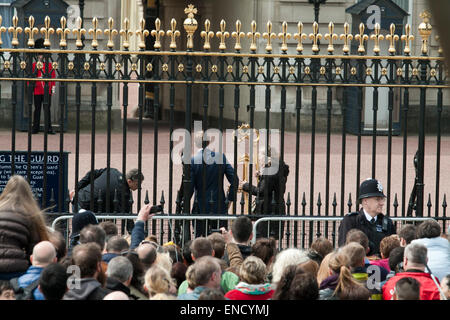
[338,178,396,257]
[241,146,289,240]
[73,168,143,233]
[75,168,143,214]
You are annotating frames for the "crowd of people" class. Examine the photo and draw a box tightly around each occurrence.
[0,174,449,301]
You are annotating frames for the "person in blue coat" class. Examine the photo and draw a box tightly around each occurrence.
[187,131,238,237]
[13,241,57,300]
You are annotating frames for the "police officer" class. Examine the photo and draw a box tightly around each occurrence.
[338,178,396,256]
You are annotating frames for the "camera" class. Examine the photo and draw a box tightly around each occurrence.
[209,228,221,235]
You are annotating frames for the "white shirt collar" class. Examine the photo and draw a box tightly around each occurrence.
[363,209,377,222]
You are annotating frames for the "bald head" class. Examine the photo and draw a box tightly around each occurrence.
[103,291,129,300]
[137,243,157,269]
[31,241,57,267]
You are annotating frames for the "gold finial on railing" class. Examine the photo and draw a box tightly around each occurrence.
[435,35,443,56]
[72,17,86,48]
[309,21,322,53]
[25,16,39,47]
[340,22,353,54]
[354,23,368,54]
[293,22,307,53]
[88,17,102,49]
[120,18,133,49]
[136,18,150,50]
[232,20,245,51]
[278,21,291,53]
[0,16,6,47]
[247,20,260,52]
[150,18,163,50]
[324,21,337,53]
[216,19,229,51]
[370,23,384,54]
[183,4,198,50]
[166,18,180,50]
[200,19,214,51]
[40,16,54,47]
[401,23,414,55]
[8,16,23,47]
[104,17,118,49]
[262,21,276,52]
[418,10,432,55]
[56,17,70,48]
[385,23,399,55]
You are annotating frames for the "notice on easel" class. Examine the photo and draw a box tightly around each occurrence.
[0,151,69,212]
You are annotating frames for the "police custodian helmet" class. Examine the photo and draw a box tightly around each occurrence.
[358,178,386,200]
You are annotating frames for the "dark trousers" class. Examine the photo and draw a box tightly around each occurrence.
[33,94,52,132]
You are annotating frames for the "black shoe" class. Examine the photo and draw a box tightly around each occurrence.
[47,129,55,135]
[32,129,39,134]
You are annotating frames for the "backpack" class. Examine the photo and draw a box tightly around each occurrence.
[10,277,40,300]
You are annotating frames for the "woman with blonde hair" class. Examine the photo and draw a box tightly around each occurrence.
[225,256,274,300]
[0,175,49,280]
[153,252,173,274]
[144,265,177,298]
[316,251,334,285]
[318,250,370,300]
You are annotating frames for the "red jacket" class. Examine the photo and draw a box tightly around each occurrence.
[382,271,441,300]
[224,283,274,300]
[32,62,55,95]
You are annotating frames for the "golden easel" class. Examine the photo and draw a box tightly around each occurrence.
[234,123,260,214]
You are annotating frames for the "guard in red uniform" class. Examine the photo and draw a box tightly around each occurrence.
[32,38,56,134]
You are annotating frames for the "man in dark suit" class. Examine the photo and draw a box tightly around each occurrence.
[187,131,238,237]
[338,178,396,257]
[72,168,144,233]
[241,146,289,240]
[75,168,143,214]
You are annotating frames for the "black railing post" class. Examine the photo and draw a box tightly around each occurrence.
[182,8,197,219]
[105,18,115,215]
[160,190,166,243]
[26,17,36,184]
[286,192,291,247]
[301,192,306,249]
[88,18,99,213]
[442,194,447,233]
[386,24,396,217]
[293,23,304,247]
[416,15,432,217]
[435,46,444,218]
[427,194,432,218]
[57,17,68,215]
[332,193,337,246]
[316,192,322,238]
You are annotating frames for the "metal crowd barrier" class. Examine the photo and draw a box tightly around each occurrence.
[51,214,238,249]
[51,214,441,251]
[251,216,438,249]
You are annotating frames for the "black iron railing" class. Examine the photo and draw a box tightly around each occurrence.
[0,7,449,247]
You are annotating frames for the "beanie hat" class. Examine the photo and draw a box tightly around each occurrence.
[71,210,98,237]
